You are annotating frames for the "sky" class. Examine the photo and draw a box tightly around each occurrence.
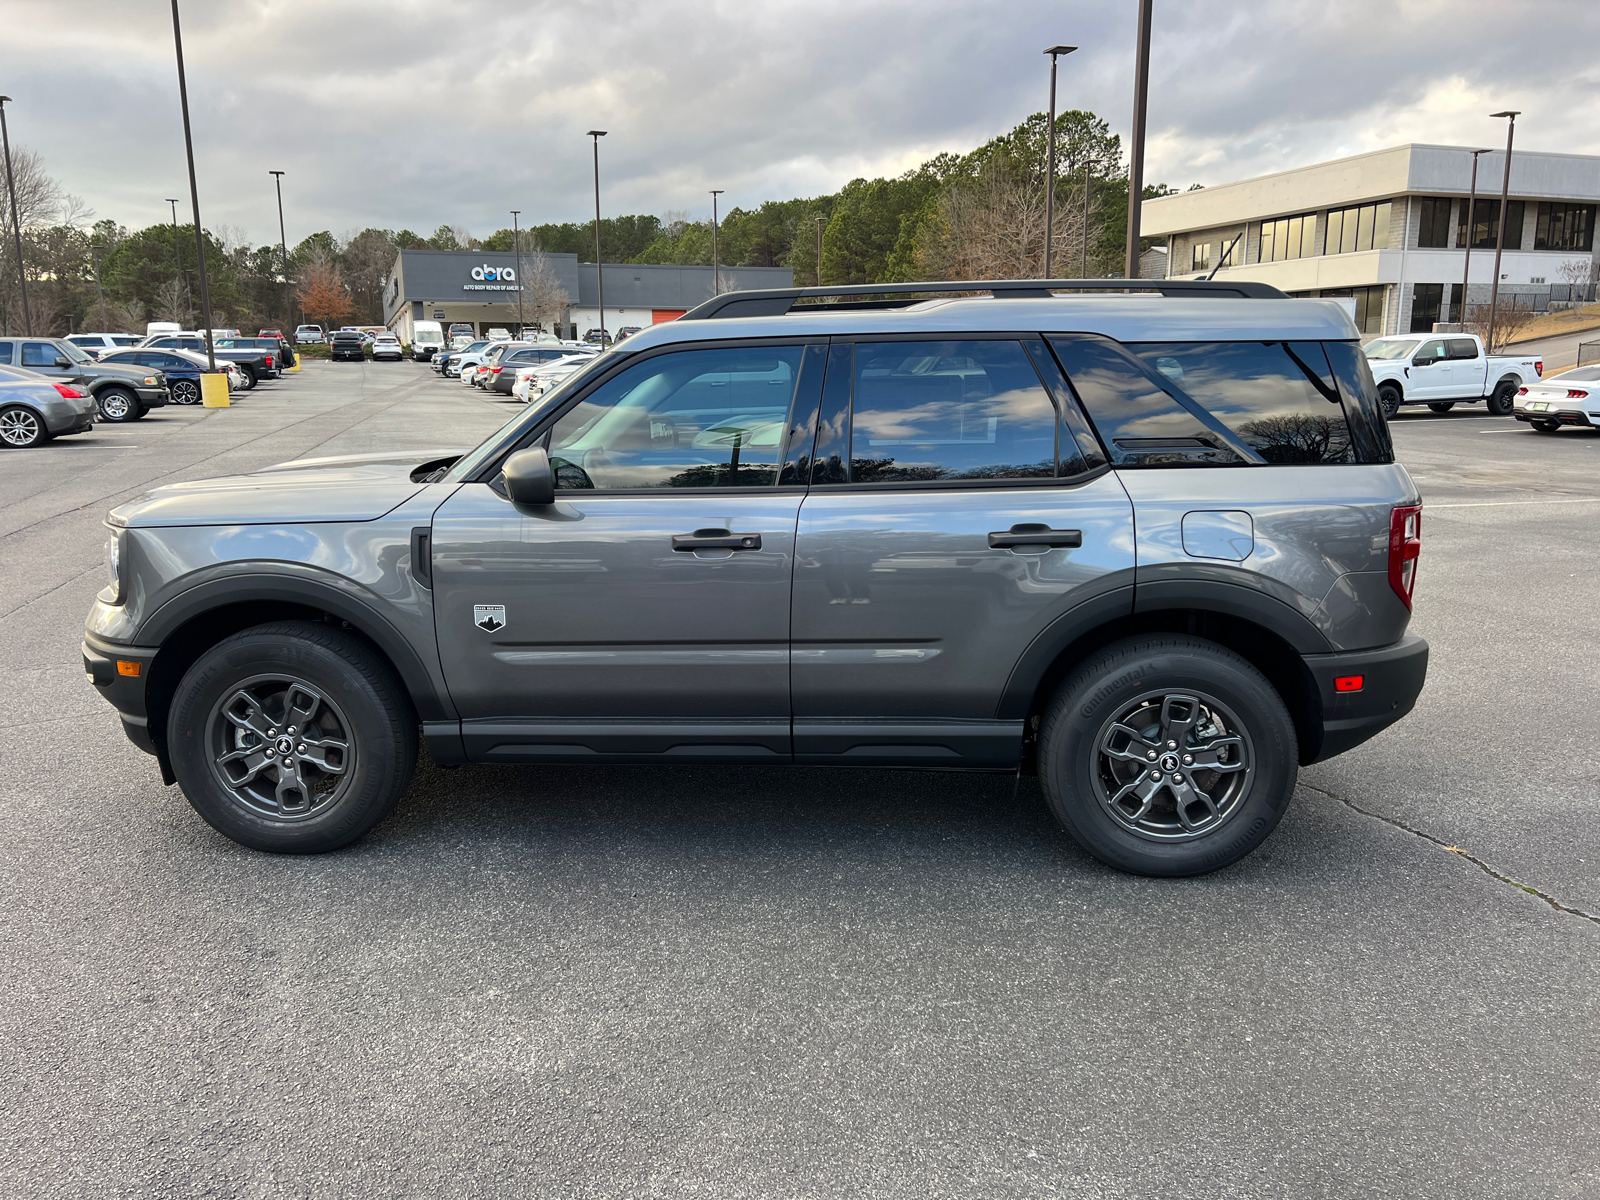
[3,0,1599,249]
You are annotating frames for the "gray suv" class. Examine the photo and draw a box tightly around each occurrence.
[81,280,1428,876]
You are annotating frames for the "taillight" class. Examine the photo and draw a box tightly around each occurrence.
[1388,505,1421,611]
[265,354,274,368]
[1517,387,1527,395]
[52,383,85,399]
[1535,360,1543,377]
[1569,389,1590,399]
[490,366,503,374]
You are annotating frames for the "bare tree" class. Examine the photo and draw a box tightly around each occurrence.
[154,277,188,323]
[1462,298,1540,351]
[913,159,1091,281]
[518,252,570,330]
[0,144,65,333]
[1555,256,1597,305]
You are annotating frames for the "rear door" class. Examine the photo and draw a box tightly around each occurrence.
[789,337,1135,768]
[1447,337,1486,395]
[430,340,825,763]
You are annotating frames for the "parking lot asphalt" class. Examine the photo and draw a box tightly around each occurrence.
[1,363,1596,1199]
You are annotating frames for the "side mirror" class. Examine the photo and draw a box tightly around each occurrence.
[1412,356,1433,367]
[502,446,555,506]
[55,356,71,368]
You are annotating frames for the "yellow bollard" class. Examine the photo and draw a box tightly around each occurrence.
[200,373,231,407]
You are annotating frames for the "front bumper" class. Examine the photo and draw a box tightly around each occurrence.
[82,632,167,776]
[134,385,169,409]
[1302,634,1429,763]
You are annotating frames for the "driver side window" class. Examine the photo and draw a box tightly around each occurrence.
[547,346,807,490]
[1414,339,1448,363]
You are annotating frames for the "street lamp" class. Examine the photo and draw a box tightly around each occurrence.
[1082,156,1091,277]
[1124,0,1153,279]
[510,209,524,334]
[815,215,825,286]
[587,130,606,345]
[1042,45,1076,279]
[164,198,188,326]
[0,96,33,335]
[710,190,724,295]
[269,171,290,331]
[1458,149,1489,327]
[1486,110,1519,351]
[169,0,216,372]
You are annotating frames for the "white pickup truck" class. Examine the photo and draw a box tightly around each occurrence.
[1363,333,1542,418]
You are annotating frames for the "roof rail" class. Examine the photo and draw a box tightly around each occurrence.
[679,278,1288,321]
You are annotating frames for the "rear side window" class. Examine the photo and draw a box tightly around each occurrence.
[0,343,11,364]
[1127,341,1358,464]
[1447,338,1479,360]
[846,340,1058,482]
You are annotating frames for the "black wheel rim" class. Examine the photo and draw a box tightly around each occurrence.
[174,380,200,404]
[205,674,356,821]
[0,407,42,445]
[1092,690,1254,842]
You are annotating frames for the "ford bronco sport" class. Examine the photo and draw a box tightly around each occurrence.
[83,280,1428,876]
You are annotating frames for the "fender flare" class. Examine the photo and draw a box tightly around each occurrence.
[137,570,451,721]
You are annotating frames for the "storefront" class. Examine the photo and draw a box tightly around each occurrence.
[383,250,792,341]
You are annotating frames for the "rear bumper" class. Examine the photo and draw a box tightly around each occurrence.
[1515,408,1594,426]
[1301,634,1429,763]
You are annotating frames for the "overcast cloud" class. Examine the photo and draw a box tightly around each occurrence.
[3,0,1598,247]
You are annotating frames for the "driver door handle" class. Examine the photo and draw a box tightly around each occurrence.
[988,524,1082,550]
[672,528,763,551]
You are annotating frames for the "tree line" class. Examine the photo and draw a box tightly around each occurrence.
[0,109,1178,336]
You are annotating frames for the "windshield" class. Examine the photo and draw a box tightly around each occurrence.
[441,352,623,484]
[1363,338,1420,360]
[416,330,443,343]
[56,340,92,363]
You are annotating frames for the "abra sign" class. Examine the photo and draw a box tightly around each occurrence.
[470,264,516,282]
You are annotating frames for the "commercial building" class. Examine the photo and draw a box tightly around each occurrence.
[382,250,793,341]
[1143,144,1600,336]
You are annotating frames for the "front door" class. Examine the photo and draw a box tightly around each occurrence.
[790,338,1136,768]
[1408,337,1452,399]
[430,341,821,763]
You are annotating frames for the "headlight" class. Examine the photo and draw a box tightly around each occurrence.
[144,376,158,386]
[105,529,124,601]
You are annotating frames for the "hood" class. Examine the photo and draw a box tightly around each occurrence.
[110,449,466,528]
[91,361,157,382]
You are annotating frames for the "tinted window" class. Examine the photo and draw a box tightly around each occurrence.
[1048,335,1247,467]
[1128,342,1357,465]
[1447,338,1479,360]
[548,346,805,490]
[22,343,58,367]
[157,354,191,370]
[845,340,1057,482]
[1412,337,1449,362]
[1323,341,1393,464]
[0,343,11,364]
[67,336,99,347]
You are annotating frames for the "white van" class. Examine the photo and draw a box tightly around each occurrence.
[410,320,445,361]
[146,321,181,339]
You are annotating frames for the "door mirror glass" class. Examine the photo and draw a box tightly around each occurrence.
[502,446,555,506]
[1412,355,1434,367]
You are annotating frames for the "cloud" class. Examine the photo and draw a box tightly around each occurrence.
[2,0,1597,247]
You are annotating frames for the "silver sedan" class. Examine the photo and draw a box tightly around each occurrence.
[0,364,98,448]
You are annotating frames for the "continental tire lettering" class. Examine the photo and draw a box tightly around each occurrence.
[1197,815,1268,866]
[1080,673,1143,719]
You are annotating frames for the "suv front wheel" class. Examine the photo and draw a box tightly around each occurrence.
[1038,636,1297,877]
[167,621,417,853]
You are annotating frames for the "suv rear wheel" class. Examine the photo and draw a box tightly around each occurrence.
[1037,636,1297,877]
[167,621,417,853]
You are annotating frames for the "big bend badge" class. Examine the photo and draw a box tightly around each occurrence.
[473,605,506,633]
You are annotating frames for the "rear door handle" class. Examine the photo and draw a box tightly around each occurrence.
[988,524,1082,550]
[672,528,763,551]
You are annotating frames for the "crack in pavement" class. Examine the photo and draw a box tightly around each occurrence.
[1302,781,1600,927]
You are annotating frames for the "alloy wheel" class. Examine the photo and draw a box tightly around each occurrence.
[172,380,201,405]
[0,407,44,446]
[205,674,356,820]
[99,392,132,420]
[1092,690,1254,841]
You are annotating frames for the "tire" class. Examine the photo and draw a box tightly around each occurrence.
[171,379,201,405]
[1533,420,1562,432]
[1427,402,1455,413]
[167,621,418,854]
[239,365,258,390]
[1486,380,1517,417]
[1378,383,1402,419]
[96,386,140,423]
[1037,636,1298,877]
[0,404,49,448]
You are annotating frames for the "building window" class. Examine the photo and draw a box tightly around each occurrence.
[1455,199,1524,250]
[1321,286,1387,335]
[1534,202,1596,252]
[1257,213,1318,263]
[1191,241,1211,272]
[1416,197,1453,248]
[1324,201,1393,255]
[1410,283,1444,333]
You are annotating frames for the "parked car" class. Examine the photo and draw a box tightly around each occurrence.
[1512,364,1600,432]
[294,325,325,344]
[371,333,404,362]
[100,347,241,405]
[0,336,169,422]
[452,340,509,384]
[0,363,97,447]
[448,322,476,344]
[583,328,614,346]
[224,335,296,370]
[329,331,366,362]
[146,321,182,339]
[411,320,445,362]
[614,326,643,342]
[66,333,142,359]
[140,335,278,388]
[80,280,1428,875]
[1363,333,1542,417]
[258,328,285,341]
[510,352,596,403]
[487,346,588,395]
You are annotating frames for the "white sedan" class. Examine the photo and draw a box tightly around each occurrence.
[511,353,595,403]
[1513,364,1600,433]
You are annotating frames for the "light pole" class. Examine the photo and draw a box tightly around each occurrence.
[1486,110,1519,351]
[164,197,186,324]
[1082,157,1091,277]
[0,96,32,335]
[1458,149,1487,327]
[815,215,825,286]
[710,190,724,295]
[1042,45,1076,279]
[170,0,215,371]
[587,130,606,344]
[1124,0,1152,279]
[270,171,291,331]
[510,209,524,334]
